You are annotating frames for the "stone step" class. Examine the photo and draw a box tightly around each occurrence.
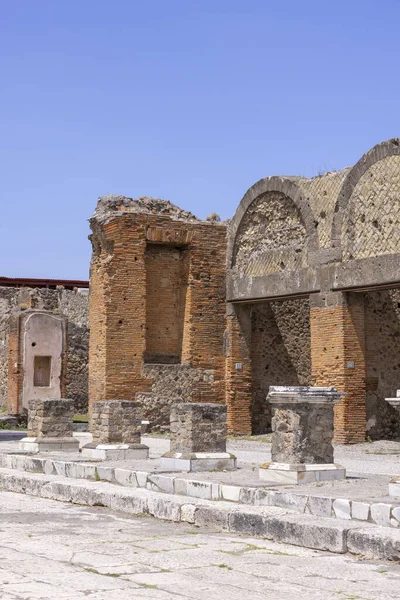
[0,466,400,560]
[1,452,400,532]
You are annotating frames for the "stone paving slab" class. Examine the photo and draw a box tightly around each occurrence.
[1,466,400,562]
[2,437,400,530]
[2,490,400,600]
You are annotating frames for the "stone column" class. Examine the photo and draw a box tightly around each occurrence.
[310,291,366,444]
[160,402,236,472]
[19,398,79,453]
[259,386,345,484]
[82,400,149,460]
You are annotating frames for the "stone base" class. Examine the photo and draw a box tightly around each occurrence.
[259,462,346,485]
[81,443,149,461]
[389,476,400,498]
[19,437,80,454]
[73,431,93,449]
[159,452,237,472]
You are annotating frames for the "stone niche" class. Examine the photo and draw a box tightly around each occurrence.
[160,402,236,472]
[259,386,345,484]
[8,310,66,415]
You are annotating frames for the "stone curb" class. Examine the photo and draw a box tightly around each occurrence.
[1,452,399,529]
[1,467,400,560]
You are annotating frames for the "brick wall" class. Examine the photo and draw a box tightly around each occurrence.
[225,305,252,435]
[310,292,366,444]
[144,244,189,363]
[89,199,226,428]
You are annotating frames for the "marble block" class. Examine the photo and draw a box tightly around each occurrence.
[159,452,236,473]
[259,462,346,485]
[19,436,79,454]
[81,443,149,461]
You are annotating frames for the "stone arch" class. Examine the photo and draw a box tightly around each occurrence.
[332,138,400,260]
[228,176,318,278]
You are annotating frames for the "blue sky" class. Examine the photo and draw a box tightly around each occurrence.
[1,0,399,279]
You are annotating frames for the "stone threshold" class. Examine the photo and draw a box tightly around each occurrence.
[1,452,400,530]
[0,466,400,561]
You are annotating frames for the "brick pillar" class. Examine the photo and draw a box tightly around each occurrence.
[310,292,366,444]
[225,303,252,435]
[89,217,152,407]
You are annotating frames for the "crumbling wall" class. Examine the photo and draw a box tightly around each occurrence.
[365,289,400,440]
[0,287,89,413]
[342,155,400,261]
[89,195,227,426]
[233,191,307,277]
[136,363,215,432]
[250,298,311,434]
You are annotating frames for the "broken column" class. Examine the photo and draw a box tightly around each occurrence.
[82,400,149,460]
[259,386,345,484]
[160,402,236,472]
[385,391,400,497]
[19,398,79,453]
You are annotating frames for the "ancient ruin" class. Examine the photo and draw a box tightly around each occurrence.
[1,139,399,446]
[87,138,400,444]
[82,400,149,460]
[88,196,227,434]
[0,278,89,417]
[19,398,79,453]
[160,402,236,471]
[259,386,345,484]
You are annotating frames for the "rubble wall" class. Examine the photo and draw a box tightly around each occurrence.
[365,289,400,440]
[250,298,312,434]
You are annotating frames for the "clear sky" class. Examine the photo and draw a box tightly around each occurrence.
[1,1,399,280]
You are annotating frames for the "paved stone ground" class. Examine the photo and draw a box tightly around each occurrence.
[1,491,400,599]
[1,435,400,502]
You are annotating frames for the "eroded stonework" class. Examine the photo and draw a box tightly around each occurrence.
[233,191,307,277]
[169,402,227,454]
[269,388,339,464]
[365,289,400,439]
[296,168,350,249]
[28,398,74,438]
[90,400,142,444]
[136,364,215,432]
[251,298,312,434]
[0,286,89,413]
[342,155,400,261]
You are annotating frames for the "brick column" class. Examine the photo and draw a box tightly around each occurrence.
[89,216,152,406]
[310,291,366,444]
[225,303,252,435]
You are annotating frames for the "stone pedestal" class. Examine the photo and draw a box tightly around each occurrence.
[82,400,149,460]
[19,398,79,453]
[259,386,345,484]
[386,391,400,497]
[385,390,400,412]
[160,403,236,472]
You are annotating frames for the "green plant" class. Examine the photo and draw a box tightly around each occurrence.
[73,413,89,423]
